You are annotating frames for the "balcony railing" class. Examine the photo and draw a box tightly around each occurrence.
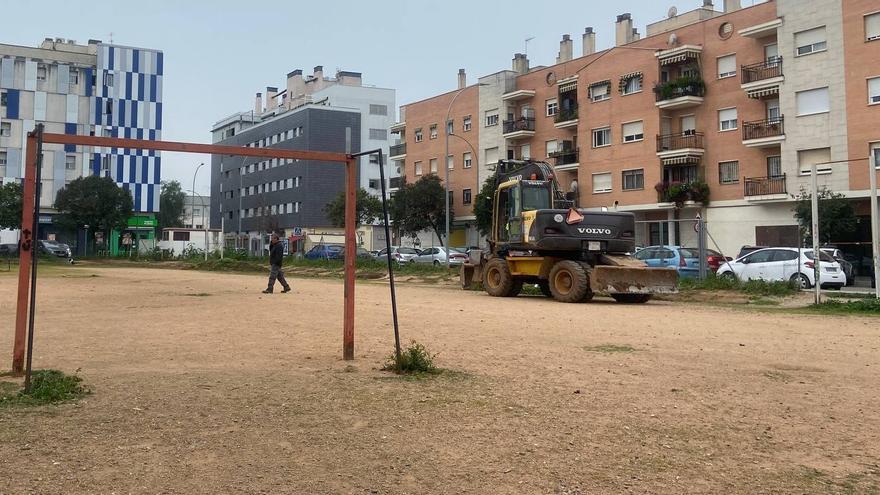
[656,132,704,152]
[554,107,578,123]
[389,176,404,189]
[549,148,579,167]
[502,116,536,134]
[389,143,406,157]
[744,174,786,196]
[654,77,705,102]
[742,117,784,141]
[741,58,783,84]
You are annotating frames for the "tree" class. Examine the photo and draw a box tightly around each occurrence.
[390,175,451,246]
[793,186,858,244]
[0,182,23,230]
[323,188,383,227]
[157,180,186,232]
[473,173,497,236]
[54,176,133,239]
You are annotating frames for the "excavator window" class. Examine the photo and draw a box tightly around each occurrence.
[495,183,522,242]
[522,184,551,211]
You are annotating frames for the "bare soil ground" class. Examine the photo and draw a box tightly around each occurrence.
[1,265,879,494]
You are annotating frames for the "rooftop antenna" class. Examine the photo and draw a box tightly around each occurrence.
[524,36,535,57]
[108,32,114,44]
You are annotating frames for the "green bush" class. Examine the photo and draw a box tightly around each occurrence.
[679,273,797,297]
[0,369,89,407]
[382,341,438,375]
[809,298,880,315]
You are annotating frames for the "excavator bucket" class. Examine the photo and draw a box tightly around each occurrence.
[591,265,679,295]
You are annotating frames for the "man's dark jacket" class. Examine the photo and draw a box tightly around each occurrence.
[269,241,284,265]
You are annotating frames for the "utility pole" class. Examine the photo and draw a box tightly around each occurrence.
[811,162,820,304]
[870,150,879,298]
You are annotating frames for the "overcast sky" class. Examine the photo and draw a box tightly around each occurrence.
[4,0,763,195]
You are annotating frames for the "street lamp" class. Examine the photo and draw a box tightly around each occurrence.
[191,162,205,229]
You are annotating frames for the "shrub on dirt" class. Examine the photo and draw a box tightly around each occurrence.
[0,369,90,407]
[382,341,438,375]
[680,273,797,297]
[808,298,880,315]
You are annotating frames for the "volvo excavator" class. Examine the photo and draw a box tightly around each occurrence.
[460,159,678,303]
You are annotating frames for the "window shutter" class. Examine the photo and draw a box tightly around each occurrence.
[593,173,612,193]
[795,26,826,48]
[622,121,643,137]
[717,55,736,76]
[866,13,880,40]
[798,148,832,174]
[719,108,737,122]
[546,140,559,155]
[796,87,829,115]
[591,83,608,98]
[868,77,880,102]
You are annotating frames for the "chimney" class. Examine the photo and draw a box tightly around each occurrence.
[631,28,641,41]
[556,34,574,64]
[616,13,634,46]
[724,0,741,12]
[457,68,466,89]
[512,53,530,75]
[266,87,278,110]
[286,69,304,108]
[582,27,596,55]
[703,0,714,8]
[254,92,262,114]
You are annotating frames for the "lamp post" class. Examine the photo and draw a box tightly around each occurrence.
[192,162,205,228]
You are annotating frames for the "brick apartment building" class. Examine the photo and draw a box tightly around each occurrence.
[390,0,880,275]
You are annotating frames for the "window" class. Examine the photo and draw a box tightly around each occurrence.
[100,155,110,175]
[104,72,114,87]
[798,147,832,175]
[621,74,642,95]
[592,172,612,193]
[0,92,6,107]
[718,108,738,131]
[485,110,499,127]
[65,155,76,170]
[546,98,558,116]
[873,143,880,170]
[448,191,454,207]
[369,128,387,140]
[369,104,388,115]
[369,179,380,189]
[546,140,559,156]
[767,155,782,177]
[69,69,79,85]
[446,120,453,134]
[485,147,498,166]
[429,124,438,139]
[795,26,827,56]
[719,161,740,184]
[415,128,423,142]
[463,152,472,169]
[592,127,611,148]
[589,82,610,102]
[0,122,10,137]
[463,188,472,205]
[463,115,472,131]
[796,87,829,116]
[173,231,190,241]
[295,202,302,213]
[429,158,438,173]
[717,54,736,78]
[447,154,454,170]
[415,161,423,175]
[767,99,781,120]
[520,144,531,159]
[622,121,644,143]
[867,12,880,41]
[295,176,301,187]
[622,169,644,191]
[37,64,47,82]
[868,77,880,104]
[0,151,6,165]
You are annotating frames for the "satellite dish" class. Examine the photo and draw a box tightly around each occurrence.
[668,6,678,18]
[668,32,679,47]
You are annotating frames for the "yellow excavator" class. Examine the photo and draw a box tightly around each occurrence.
[461,160,678,303]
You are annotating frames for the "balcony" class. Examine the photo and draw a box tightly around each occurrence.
[656,132,705,164]
[742,117,785,148]
[389,176,404,191]
[553,107,578,129]
[744,174,787,201]
[389,143,406,159]
[549,148,579,171]
[741,58,783,98]
[501,89,536,102]
[738,18,783,39]
[654,77,705,109]
[502,116,536,139]
[655,180,710,206]
[390,121,406,133]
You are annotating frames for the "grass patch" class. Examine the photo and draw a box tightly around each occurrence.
[679,273,798,297]
[0,370,90,407]
[749,297,781,306]
[584,344,636,353]
[184,292,211,297]
[804,298,880,315]
[824,291,876,300]
[382,341,441,375]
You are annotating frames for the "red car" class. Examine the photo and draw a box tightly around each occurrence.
[706,249,731,272]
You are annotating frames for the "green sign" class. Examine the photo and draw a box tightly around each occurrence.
[127,215,157,227]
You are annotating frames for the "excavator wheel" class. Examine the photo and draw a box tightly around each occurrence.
[548,260,590,303]
[611,294,652,304]
[483,258,518,297]
[576,262,595,302]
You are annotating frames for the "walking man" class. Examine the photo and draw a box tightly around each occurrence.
[263,233,291,294]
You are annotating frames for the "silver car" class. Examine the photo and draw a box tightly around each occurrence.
[411,247,469,266]
[375,246,420,264]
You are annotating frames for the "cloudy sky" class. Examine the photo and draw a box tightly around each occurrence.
[3,0,763,194]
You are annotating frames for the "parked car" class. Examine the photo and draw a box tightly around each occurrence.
[341,247,374,260]
[737,245,769,259]
[375,246,420,265]
[38,240,72,258]
[632,245,702,278]
[820,248,854,286]
[0,243,18,256]
[304,244,344,260]
[717,247,845,289]
[412,247,469,266]
[704,249,730,272]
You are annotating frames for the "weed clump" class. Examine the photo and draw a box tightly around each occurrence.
[0,369,90,407]
[679,273,798,297]
[382,341,439,375]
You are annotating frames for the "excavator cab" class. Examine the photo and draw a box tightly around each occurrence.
[494,179,552,246]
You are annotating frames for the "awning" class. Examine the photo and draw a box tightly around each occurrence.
[619,71,643,92]
[658,49,701,66]
[661,155,702,165]
[588,79,611,89]
[747,86,780,99]
[558,80,577,93]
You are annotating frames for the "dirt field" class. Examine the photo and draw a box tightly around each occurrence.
[1,265,879,494]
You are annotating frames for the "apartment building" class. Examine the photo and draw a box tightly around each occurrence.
[0,37,164,254]
[210,66,397,252]
[391,0,880,270]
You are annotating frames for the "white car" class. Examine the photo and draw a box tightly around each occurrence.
[717,247,845,289]
[375,246,420,265]
[411,247,469,266]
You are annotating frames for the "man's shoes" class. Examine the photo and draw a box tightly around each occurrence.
[281,287,291,293]
[262,289,273,294]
